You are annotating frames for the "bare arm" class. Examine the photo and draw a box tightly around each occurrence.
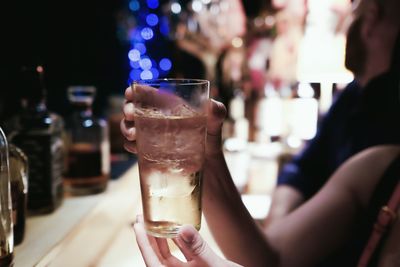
[266,146,400,267]
[263,185,304,230]
[203,144,400,267]
[202,147,278,267]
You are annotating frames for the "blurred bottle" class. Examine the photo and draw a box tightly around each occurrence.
[254,82,283,143]
[0,127,14,266]
[107,95,126,155]
[8,144,28,246]
[64,86,110,195]
[9,65,65,214]
[228,88,249,143]
[285,82,318,148]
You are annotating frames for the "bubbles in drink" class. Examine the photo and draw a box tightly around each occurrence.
[148,170,196,198]
[135,106,206,237]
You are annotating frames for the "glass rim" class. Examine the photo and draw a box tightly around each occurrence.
[132,78,210,86]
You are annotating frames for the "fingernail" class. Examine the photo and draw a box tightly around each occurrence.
[131,81,137,92]
[180,230,193,244]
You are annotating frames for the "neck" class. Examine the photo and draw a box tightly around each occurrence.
[357,48,393,87]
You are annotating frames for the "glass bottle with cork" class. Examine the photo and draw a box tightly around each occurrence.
[9,65,65,214]
[64,86,110,195]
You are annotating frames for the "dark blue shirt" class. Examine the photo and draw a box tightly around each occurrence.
[278,71,400,200]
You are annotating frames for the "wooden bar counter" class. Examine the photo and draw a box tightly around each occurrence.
[14,164,224,266]
[14,143,280,266]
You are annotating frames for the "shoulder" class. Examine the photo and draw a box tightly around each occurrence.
[328,145,400,208]
[332,81,360,104]
[321,81,361,121]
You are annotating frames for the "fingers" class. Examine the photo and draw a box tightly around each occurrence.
[120,119,136,141]
[155,238,172,259]
[125,86,134,102]
[134,215,185,267]
[121,118,137,153]
[124,140,137,154]
[123,101,135,121]
[205,99,225,156]
[174,225,220,265]
[133,218,163,267]
[207,99,226,136]
[122,87,137,154]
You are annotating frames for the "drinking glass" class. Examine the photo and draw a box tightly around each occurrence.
[133,79,209,238]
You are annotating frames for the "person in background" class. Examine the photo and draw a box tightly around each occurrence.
[265,0,400,227]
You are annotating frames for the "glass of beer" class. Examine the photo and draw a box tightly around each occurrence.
[133,79,209,238]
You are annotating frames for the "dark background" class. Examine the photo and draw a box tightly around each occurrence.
[0,0,267,121]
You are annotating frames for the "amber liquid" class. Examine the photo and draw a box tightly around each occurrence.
[64,143,108,195]
[0,253,13,267]
[136,109,206,238]
[11,181,26,245]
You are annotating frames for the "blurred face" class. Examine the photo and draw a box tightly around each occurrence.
[345,15,367,78]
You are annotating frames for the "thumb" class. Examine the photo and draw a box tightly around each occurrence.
[177,225,220,265]
[207,99,226,136]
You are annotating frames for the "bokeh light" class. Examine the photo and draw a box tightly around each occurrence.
[146,14,159,26]
[141,27,154,40]
[146,0,159,9]
[159,17,170,36]
[130,69,142,80]
[128,49,141,61]
[139,58,152,70]
[134,43,147,55]
[150,68,160,79]
[130,60,141,69]
[129,0,140,11]
[171,3,182,14]
[192,0,203,12]
[159,58,172,71]
[140,70,153,80]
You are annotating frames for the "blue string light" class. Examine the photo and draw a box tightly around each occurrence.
[150,68,160,79]
[139,58,152,70]
[159,58,172,71]
[130,69,142,80]
[134,43,147,55]
[128,49,141,61]
[129,0,140,11]
[130,60,141,69]
[141,27,154,41]
[140,70,153,80]
[127,0,172,81]
[146,13,159,26]
[146,0,159,9]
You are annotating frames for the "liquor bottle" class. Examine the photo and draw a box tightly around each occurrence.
[107,95,126,155]
[9,65,64,214]
[228,88,249,143]
[254,82,284,143]
[8,144,28,245]
[64,86,110,195]
[286,82,318,147]
[0,127,14,266]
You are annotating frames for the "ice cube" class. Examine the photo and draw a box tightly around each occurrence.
[148,170,196,198]
[170,104,198,117]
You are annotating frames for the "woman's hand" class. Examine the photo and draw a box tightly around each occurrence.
[133,215,242,267]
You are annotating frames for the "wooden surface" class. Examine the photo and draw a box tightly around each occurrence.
[14,164,224,267]
[14,145,278,266]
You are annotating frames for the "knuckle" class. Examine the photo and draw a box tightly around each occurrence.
[191,235,207,256]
